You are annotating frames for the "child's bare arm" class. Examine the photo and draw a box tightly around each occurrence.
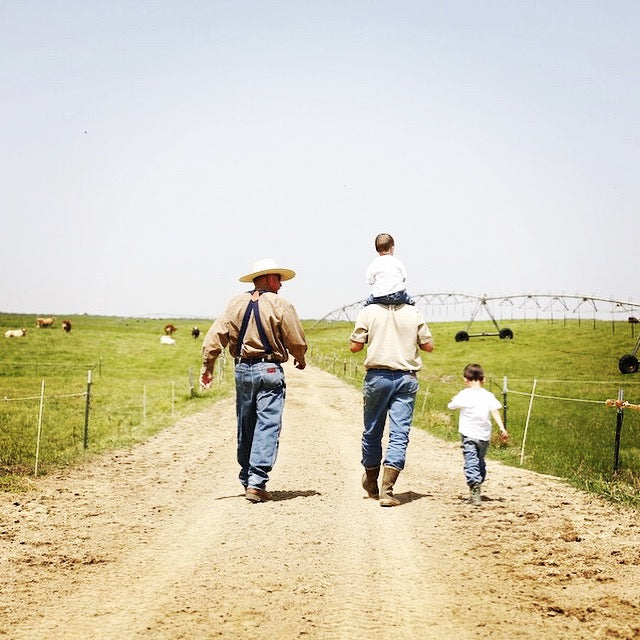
[491,409,509,441]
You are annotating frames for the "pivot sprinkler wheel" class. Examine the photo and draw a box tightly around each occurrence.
[499,328,514,340]
[618,334,640,374]
[455,330,470,342]
[618,354,639,375]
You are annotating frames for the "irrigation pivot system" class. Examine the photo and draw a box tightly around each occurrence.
[313,293,640,373]
[453,295,513,342]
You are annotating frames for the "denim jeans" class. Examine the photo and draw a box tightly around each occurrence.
[363,290,415,307]
[235,361,286,490]
[361,369,419,470]
[461,436,489,486]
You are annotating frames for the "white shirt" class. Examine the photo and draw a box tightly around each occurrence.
[447,387,502,440]
[366,255,407,297]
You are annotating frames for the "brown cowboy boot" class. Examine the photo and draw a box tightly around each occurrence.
[245,487,271,503]
[362,466,380,499]
[379,466,401,507]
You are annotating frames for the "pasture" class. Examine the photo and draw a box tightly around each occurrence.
[0,313,232,486]
[306,317,640,506]
[1,312,640,506]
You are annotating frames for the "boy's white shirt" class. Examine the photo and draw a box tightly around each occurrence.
[448,387,502,440]
[366,254,407,297]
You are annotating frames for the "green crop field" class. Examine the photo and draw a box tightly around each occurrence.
[2,312,640,506]
[305,317,640,507]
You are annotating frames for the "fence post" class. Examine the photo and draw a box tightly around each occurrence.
[613,388,624,474]
[420,387,429,416]
[83,369,92,449]
[34,380,45,476]
[502,376,508,430]
[519,378,537,466]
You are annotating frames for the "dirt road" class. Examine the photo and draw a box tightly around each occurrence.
[1,363,639,639]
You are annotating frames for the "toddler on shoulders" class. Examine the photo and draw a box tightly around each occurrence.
[364,233,414,307]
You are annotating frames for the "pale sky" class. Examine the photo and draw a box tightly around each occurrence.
[2,1,638,320]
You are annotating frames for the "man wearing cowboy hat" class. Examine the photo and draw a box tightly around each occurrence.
[200,258,307,503]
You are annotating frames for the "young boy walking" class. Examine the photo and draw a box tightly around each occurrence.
[447,363,508,506]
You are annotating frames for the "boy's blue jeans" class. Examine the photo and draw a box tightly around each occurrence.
[235,361,286,490]
[364,290,415,307]
[361,369,419,470]
[461,436,489,486]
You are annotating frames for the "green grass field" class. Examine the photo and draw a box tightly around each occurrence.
[305,317,640,506]
[1,312,639,505]
[0,314,234,486]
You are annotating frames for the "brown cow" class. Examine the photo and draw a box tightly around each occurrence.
[36,317,55,328]
[62,320,72,333]
[164,323,178,336]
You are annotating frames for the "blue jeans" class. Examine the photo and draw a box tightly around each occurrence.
[461,436,489,486]
[361,369,419,470]
[364,290,415,307]
[235,361,286,490]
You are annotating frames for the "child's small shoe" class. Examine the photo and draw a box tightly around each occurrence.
[468,483,482,506]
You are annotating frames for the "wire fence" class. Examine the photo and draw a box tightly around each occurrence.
[0,349,233,476]
[0,373,209,476]
[307,350,640,484]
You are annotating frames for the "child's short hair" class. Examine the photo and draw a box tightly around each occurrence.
[374,233,394,253]
[463,363,485,381]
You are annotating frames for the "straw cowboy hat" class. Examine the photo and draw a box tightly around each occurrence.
[239,258,296,283]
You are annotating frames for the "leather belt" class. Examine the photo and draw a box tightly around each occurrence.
[235,356,280,365]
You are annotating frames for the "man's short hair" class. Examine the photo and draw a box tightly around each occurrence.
[463,363,485,381]
[375,233,394,253]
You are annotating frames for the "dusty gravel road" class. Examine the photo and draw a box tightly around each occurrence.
[1,363,639,639]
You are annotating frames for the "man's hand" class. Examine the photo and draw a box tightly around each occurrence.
[294,359,306,370]
[349,340,364,353]
[200,371,213,390]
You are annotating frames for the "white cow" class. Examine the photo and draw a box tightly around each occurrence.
[5,329,27,338]
[160,335,176,345]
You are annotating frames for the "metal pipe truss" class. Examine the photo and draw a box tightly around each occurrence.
[312,293,640,328]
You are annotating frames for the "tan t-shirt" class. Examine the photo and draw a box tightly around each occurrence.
[350,304,432,371]
[201,291,307,374]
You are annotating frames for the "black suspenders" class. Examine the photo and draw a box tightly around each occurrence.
[236,291,273,358]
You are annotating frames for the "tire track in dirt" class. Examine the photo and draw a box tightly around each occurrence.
[1,363,639,639]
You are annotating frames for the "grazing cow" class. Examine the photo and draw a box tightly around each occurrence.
[164,323,178,336]
[36,317,55,328]
[5,329,27,338]
[629,316,639,324]
[191,326,200,339]
[160,335,176,345]
[62,320,72,333]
